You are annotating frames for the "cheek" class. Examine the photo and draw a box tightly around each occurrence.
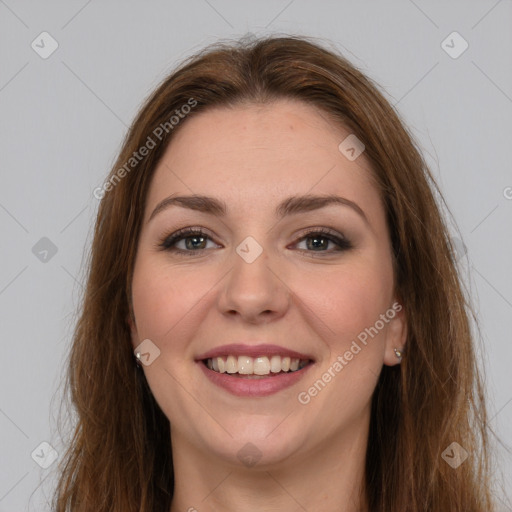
[130,257,205,347]
[291,262,394,430]
[296,259,393,348]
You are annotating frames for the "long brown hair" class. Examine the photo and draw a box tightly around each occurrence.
[51,34,495,511]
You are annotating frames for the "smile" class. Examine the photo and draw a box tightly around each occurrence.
[196,344,315,397]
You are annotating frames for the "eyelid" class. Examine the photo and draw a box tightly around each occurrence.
[295,226,348,240]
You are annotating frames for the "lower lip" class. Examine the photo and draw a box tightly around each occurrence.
[197,361,313,397]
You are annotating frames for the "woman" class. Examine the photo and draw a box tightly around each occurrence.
[52,34,495,511]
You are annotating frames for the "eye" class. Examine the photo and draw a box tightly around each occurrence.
[157,227,219,256]
[292,227,352,255]
[157,226,352,257]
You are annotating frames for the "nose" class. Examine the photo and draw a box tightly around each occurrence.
[217,244,290,324]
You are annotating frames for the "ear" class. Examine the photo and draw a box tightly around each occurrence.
[383,300,407,367]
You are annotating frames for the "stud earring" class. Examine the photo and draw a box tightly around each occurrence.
[394,348,403,361]
[134,351,142,368]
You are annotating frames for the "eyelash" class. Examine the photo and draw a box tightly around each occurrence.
[156,226,353,257]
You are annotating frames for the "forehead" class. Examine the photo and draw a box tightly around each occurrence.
[144,99,382,223]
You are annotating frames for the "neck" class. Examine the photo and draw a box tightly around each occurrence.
[169,417,370,512]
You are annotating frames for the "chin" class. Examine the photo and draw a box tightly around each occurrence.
[201,416,310,469]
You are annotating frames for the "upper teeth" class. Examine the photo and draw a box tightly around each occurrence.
[205,355,309,375]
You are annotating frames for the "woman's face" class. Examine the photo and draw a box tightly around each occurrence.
[129,99,407,468]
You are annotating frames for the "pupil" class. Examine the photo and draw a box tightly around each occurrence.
[308,236,327,250]
[186,236,206,250]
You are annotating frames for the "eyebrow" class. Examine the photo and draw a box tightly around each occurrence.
[147,193,370,227]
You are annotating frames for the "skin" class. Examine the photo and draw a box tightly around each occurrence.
[128,99,407,512]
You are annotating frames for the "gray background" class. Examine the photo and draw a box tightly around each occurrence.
[1,1,511,510]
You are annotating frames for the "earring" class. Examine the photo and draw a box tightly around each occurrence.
[134,351,143,368]
[394,348,403,361]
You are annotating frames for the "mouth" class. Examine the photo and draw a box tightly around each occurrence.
[202,355,312,378]
[196,344,315,397]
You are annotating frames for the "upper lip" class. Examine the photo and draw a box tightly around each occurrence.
[196,343,315,361]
